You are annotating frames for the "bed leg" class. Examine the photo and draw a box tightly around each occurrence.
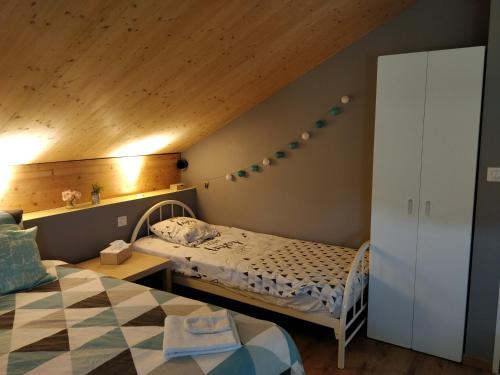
[338,329,345,369]
[163,268,172,292]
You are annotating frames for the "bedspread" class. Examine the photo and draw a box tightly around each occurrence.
[135,225,368,317]
[0,261,304,375]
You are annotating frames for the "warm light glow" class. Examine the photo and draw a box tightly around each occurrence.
[0,134,47,196]
[110,135,172,158]
[117,156,145,193]
[0,165,13,196]
[111,135,173,193]
[0,134,47,165]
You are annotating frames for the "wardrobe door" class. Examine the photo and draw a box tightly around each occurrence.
[412,46,485,361]
[368,52,427,347]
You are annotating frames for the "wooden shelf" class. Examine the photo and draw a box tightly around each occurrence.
[77,251,173,292]
[24,187,194,221]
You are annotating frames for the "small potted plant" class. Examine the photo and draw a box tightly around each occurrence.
[91,183,103,205]
[62,190,82,208]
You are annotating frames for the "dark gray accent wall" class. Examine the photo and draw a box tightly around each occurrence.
[182,0,494,362]
[24,188,197,264]
[465,0,500,363]
[182,0,489,248]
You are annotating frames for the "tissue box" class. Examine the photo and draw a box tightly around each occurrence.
[100,245,132,265]
[170,183,185,191]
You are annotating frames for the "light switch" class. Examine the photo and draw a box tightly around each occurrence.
[487,167,500,182]
[117,216,127,227]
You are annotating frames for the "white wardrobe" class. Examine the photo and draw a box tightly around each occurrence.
[367,46,485,361]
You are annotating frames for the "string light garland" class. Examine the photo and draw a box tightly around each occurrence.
[201,96,351,187]
[329,106,342,116]
[315,120,326,129]
[275,150,286,159]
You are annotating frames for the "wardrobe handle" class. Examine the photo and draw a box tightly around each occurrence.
[425,201,431,216]
[407,199,413,215]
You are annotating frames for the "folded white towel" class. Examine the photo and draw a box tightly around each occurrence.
[163,311,241,360]
[184,309,232,334]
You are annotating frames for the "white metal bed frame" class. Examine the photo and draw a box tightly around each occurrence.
[130,200,369,369]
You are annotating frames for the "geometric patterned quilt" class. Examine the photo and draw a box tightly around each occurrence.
[135,225,368,317]
[0,261,304,375]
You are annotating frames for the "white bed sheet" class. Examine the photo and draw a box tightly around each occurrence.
[133,225,367,318]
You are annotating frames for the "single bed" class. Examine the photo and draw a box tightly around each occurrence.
[0,260,304,375]
[130,200,370,369]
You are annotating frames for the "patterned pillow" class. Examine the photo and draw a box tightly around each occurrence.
[0,226,55,295]
[150,217,219,247]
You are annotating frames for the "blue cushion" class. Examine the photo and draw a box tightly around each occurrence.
[5,209,23,224]
[0,227,55,295]
[0,224,20,232]
[0,212,16,225]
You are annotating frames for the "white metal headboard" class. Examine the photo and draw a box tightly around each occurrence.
[130,200,196,243]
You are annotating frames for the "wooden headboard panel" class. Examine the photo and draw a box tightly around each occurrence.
[0,153,180,212]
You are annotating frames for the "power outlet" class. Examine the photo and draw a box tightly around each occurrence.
[117,216,127,227]
[487,167,500,182]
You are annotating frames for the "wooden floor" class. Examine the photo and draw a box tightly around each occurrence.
[283,319,487,375]
[168,284,488,375]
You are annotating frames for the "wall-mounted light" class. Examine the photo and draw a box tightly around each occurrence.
[176,159,189,170]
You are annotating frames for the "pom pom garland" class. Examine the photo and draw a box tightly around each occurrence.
[315,120,326,129]
[329,107,341,116]
[274,150,286,159]
[205,100,348,186]
[341,95,350,104]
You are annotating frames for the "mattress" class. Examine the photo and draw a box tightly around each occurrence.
[134,225,368,318]
[0,261,304,375]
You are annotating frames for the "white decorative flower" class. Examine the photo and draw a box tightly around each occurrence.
[62,189,82,202]
[62,190,72,202]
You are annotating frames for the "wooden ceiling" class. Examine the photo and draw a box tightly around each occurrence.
[0,0,413,164]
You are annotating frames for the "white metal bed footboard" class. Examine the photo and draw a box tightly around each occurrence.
[130,199,370,369]
[338,240,369,369]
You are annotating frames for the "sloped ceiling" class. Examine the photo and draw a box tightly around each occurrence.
[0,0,413,164]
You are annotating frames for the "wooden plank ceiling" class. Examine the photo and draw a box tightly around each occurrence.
[0,0,413,164]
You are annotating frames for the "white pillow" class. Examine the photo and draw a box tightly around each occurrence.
[150,217,219,247]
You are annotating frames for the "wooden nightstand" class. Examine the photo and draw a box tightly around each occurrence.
[77,251,173,292]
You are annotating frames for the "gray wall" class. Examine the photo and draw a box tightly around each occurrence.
[25,188,197,264]
[465,0,500,363]
[182,0,489,249]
